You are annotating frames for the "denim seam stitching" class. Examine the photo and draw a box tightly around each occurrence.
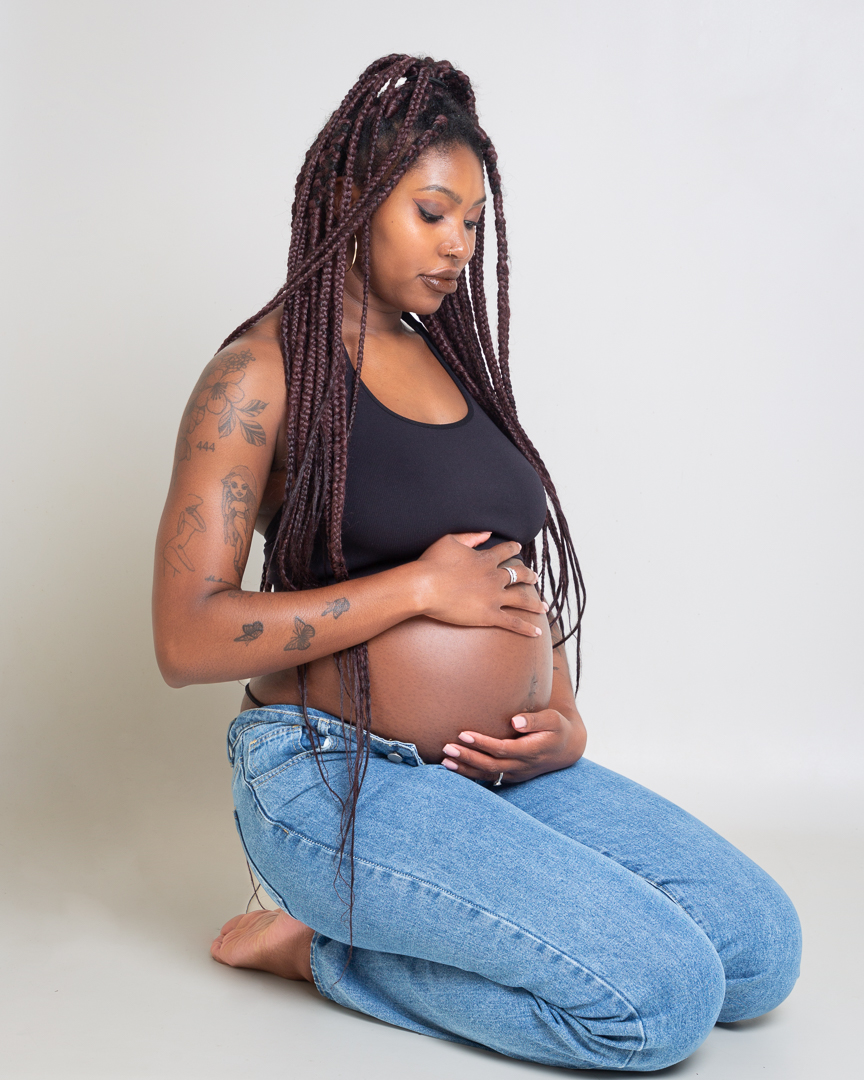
[248,728,303,751]
[584,841,719,948]
[248,750,320,789]
[229,713,422,764]
[308,932,332,1000]
[231,811,292,916]
[248,791,646,1062]
[614,864,717,944]
[649,880,716,943]
[227,709,307,756]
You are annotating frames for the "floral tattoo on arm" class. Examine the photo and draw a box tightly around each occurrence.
[174,350,269,475]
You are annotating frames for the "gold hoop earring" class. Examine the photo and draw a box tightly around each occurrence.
[347,235,358,274]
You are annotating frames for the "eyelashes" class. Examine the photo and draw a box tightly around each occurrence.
[417,205,479,230]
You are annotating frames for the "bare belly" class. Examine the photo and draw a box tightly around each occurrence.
[243,590,553,763]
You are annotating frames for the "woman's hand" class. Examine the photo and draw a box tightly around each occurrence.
[415,531,548,638]
[440,707,586,784]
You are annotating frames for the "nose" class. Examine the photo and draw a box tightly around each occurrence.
[443,214,479,261]
[440,234,469,261]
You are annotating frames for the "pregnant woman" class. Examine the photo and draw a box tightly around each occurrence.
[152,55,800,1071]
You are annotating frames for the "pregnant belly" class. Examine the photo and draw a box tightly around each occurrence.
[250,610,553,763]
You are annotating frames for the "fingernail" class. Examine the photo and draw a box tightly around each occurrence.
[534,626,542,636]
[458,732,475,743]
[442,758,459,770]
[542,602,549,612]
[443,744,460,758]
[512,716,527,728]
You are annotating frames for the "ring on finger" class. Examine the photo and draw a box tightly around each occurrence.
[492,771,504,787]
[504,566,518,586]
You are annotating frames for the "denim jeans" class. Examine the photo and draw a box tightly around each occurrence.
[227,704,801,1072]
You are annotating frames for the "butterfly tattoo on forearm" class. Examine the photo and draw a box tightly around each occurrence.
[321,597,350,619]
[284,617,315,651]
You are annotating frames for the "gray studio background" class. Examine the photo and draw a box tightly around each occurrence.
[2,2,862,1078]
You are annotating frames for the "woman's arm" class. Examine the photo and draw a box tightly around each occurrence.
[546,620,586,733]
[153,336,546,688]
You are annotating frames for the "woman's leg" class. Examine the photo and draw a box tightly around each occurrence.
[499,758,802,1024]
[228,707,725,1072]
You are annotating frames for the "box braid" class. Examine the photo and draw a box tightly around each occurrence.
[217,55,586,956]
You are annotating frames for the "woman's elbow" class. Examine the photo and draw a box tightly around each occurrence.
[153,627,195,688]
[155,651,190,689]
[569,709,588,764]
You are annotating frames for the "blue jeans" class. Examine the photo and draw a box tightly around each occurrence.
[227,705,801,1072]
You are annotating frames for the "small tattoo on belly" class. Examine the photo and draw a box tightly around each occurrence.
[527,668,539,707]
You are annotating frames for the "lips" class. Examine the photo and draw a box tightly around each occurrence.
[419,273,460,295]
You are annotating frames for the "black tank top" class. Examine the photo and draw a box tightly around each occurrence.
[263,315,547,586]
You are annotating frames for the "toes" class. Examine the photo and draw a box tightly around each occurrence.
[211,911,270,963]
[219,914,245,936]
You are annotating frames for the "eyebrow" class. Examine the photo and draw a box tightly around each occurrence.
[417,184,487,208]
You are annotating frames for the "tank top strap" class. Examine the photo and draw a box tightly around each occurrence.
[400,312,474,390]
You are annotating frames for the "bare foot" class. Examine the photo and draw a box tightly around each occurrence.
[211,909,315,982]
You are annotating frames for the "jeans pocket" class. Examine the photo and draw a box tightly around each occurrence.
[244,723,326,789]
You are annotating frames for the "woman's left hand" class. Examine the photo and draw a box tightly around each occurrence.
[441,708,586,785]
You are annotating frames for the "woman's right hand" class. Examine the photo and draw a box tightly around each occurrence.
[414,531,548,637]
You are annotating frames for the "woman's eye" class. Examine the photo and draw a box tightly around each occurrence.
[465,220,479,231]
[417,206,443,223]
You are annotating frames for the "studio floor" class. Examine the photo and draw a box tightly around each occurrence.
[3,825,860,1079]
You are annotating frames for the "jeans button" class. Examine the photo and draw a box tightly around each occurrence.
[386,752,403,763]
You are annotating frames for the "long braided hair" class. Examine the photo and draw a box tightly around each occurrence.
[220,54,586,947]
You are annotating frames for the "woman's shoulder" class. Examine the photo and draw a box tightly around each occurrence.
[174,308,287,475]
[201,309,287,414]
[218,306,286,377]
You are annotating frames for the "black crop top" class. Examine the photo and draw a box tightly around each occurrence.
[263,315,547,586]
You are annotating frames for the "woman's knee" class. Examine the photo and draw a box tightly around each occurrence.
[717,871,802,1023]
[558,920,726,1072]
[630,934,726,1071]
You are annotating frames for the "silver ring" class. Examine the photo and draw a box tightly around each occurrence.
[493,771,504,787]
[504,566,518,586]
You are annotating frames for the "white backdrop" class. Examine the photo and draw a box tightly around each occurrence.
[2,0,862,921]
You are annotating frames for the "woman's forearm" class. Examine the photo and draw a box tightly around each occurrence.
[154,563,425,688]
[547,619,587,760]
[546,619,576,714]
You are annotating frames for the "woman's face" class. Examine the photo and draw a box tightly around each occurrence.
[350,143,486,316]
[228,476,249,501]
